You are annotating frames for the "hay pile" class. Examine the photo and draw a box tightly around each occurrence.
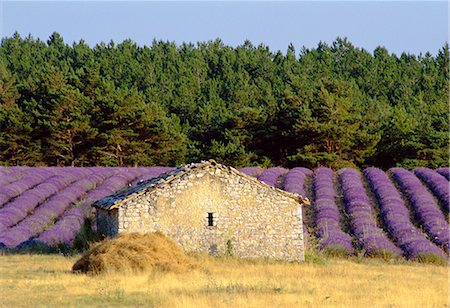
[72,232,195,274]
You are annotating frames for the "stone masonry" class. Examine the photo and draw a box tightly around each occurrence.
[94,161,308,261]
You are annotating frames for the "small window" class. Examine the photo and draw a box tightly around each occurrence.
[207,212,214,227]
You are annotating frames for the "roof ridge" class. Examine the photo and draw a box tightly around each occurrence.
[93,160,309,210]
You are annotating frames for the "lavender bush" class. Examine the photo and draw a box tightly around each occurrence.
[257,167,288,188]
[0,173,86,232]
[283,168,308,197]
[32,169,147,247]
[413,167,449,214]
[239,167,265,178]
[283,168,311,247]
[292,167,313,176]
[390,168,449,251]
[338,168,402,257]
[313,167,354,255]
[1,165,448,258]
[0,171,113,248]
[0,167,25,186]
[436,167,450,180]
[364,167,446,262]
[130,167,173,185]
[0,169,56,207]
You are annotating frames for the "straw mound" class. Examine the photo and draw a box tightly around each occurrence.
[72,232,195,275]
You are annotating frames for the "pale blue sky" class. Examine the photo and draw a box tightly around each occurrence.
[1,1,448,55]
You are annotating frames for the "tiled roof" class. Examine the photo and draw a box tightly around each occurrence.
[93,160,309,210]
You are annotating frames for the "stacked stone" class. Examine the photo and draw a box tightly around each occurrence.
[95,160,307,261]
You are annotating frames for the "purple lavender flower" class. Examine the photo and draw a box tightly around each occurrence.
[0,167,25,186]
[130,167,173,185]
[239,167,265,178]
[0,173,83,231]
[258,167,289,188]
[34,169,148,247]
[283,168,308,197]
[293,167,313,176]
[313,167,354,255]
[0,169,56,207]
[338,168,402,257]
[283,168,311,248]
[436,168,450,180]
[389,168,449,251]
[0,171,112,248]
[414,167,449,214]
[364,167,446,261]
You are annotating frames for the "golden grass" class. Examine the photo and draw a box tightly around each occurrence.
[72,232,195,274]
[0,253,448,307]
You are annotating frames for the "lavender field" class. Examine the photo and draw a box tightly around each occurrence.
[0,166,448,262]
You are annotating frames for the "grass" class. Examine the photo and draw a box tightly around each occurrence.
[1,253,448,307]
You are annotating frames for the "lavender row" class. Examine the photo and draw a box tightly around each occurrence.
[0,171,90,232]
[293,167,313,176]
[364,168,446,261]
[436,167,450,180]
[130,167,173,185]
[0,167,26,186]
[283,168,311,248]
[0,168,58,207]
[413,168,449,214]
[239,167,265,178]
[32,169,148,247]
[389,168,449,251]
[313,167,354,254]
[0,171,115,248]
[338,168,402,257]
[283,168,309,197]
[257,167,288,188]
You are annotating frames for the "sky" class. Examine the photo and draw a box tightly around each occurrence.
[1,1,448,55]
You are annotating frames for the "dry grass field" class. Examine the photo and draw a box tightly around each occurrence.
[0,253,448,308]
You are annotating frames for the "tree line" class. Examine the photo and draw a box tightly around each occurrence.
[0,32,448,169]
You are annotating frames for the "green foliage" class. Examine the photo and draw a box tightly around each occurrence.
[287,79,380,169]
[414,252,448,266]
[322,244,355,257]
[71,218,103,253]
[225,239,233,257]
[0,33,448,169]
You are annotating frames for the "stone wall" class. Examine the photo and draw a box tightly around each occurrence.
[97,167,304,261]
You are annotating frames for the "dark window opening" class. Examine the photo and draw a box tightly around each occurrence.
[207,212,214,227]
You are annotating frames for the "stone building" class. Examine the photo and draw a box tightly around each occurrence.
[93,160,309,261]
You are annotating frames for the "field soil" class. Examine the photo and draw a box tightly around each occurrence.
[0,253,448,307]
